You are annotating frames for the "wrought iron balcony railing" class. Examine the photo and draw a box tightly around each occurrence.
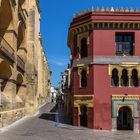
[116,42,134,56]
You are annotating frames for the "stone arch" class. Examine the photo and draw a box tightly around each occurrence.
[84,25,89,31]
[120,23,123,28]
[98,23,102,28]
[131,69,139,87]
[94,23,97,28]
[115,23,118,29]
[130,23,133,29]
[104,23,108,28]
[80,26,84,32]
[88,24,92,29]
[77,28,80,33]
[80,37,88,58]
[111,68,119,86]
[124,23,128,28]
[117,106,133,130]
[121,69,129,86]
[72,29,76,34]
[135,23,139,29]
[110,23,113,29]
[0,60,12,80]
[80,69,87,88]
[0,60,13,106]
[0,0,13,39]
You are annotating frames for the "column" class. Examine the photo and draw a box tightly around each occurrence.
[119,75,121,87]
[5,79,16,109]
[128,75,131,87]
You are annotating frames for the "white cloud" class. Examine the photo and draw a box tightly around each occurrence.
[49,56,69,66]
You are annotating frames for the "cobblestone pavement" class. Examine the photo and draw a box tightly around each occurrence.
[0,103,140,140]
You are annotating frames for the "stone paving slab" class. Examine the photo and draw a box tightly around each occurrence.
[0,103,140,140]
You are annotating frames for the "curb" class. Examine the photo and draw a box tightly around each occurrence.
[0,115,29,133]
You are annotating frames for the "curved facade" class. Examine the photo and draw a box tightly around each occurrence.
[0,0,51,127]
[68,8,140,131]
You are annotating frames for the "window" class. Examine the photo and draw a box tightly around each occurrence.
[80,38,88,58]
[121,69,128,87]
[131,69,138,87]
[111,68,119,86]
[81,70,87,88]
[110,67,139,87]
[116,33,134,56]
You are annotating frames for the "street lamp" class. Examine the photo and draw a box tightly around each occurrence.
[0,79,4,107]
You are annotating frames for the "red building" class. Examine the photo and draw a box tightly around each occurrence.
[68,7,140,132]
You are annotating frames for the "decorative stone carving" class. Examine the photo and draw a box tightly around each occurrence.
[108,64,140,76]
[78,65,89,76]
[74,95,94,108]
[77,32,89,48]
[112,95,139,117]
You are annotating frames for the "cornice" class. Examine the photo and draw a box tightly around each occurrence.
[112,95,139,101]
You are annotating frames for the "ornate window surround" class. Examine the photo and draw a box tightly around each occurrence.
[77,32,89,59]
[109,64,140,87]
[77,65,89,88]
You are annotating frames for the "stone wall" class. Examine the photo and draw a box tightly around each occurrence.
[0,108,26,128]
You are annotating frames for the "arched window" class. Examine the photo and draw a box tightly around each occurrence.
[131,69,138,87]
[111,68,119,86]
[80,38,88,58]
[121,69,128,86]
[81,70,87,88]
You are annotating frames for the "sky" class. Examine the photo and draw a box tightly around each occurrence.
[40,0,140,87]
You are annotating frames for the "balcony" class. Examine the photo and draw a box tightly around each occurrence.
[116,42,134,56]
[17,55,25,72]
[0,36,15,62]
